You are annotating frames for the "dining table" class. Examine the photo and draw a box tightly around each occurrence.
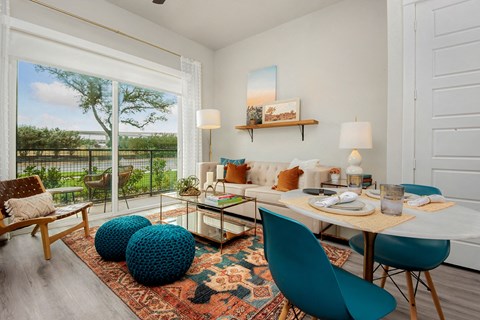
[280,189,480,282]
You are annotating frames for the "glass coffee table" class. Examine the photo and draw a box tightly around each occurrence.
[160,192,257,253]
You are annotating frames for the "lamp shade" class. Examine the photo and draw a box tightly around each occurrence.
[196,109,221,129]
[339,122,372,149]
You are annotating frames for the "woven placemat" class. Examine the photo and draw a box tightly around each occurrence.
[404,201,455,212]
[280,196,414,233]
[360,193,456,213]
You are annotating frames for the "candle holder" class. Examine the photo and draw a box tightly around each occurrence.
[204,184,215,196]
[214,179,226,194]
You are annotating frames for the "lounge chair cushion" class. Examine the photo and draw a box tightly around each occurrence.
[5,192,56,223]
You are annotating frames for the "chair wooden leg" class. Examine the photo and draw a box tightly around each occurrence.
[103,191,107,213]
[405,271,418,320]
[279,299,291,320]
[424,271,445,320]
[31,224,40,236]
[81,208,90,237]
[39,223,52,260]
[380,265,390,288]
[122,188,129,209]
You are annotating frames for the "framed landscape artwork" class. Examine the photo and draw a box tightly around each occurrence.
[246,66,276,125]
[262,98,300,124]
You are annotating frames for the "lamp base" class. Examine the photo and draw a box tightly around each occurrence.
[346,165,363,175]
[346,149,363,175]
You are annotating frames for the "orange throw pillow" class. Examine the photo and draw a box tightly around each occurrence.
[225,163,249,184]
[273,166,304,192]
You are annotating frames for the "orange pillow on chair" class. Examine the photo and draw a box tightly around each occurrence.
[225,163,249,184]
[272,166,304,192]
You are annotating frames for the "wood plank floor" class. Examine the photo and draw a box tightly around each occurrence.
[1,224,479,319]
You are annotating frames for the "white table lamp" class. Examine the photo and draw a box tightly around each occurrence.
[196,109,221,162]
[339,121,372,175]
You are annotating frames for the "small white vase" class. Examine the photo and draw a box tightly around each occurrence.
[330,174,340,182]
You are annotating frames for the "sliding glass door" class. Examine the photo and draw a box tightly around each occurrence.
[116,82,178,212]
[16,60,178,215]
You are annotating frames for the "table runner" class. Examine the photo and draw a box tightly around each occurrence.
[280,196,414,233]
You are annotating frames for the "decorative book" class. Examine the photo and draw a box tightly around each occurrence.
[205,194,242,205]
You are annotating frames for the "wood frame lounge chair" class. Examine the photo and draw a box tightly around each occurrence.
[0,175,92,260]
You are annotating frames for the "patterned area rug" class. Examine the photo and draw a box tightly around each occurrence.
[63,209,351,319]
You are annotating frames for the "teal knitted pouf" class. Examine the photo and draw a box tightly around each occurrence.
[95,215,151,261]
[126,224,196,286]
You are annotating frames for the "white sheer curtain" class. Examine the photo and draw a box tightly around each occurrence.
[180,57,202,178]
[0,0,10,180]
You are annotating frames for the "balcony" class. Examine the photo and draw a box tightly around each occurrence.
[16,148,178,214]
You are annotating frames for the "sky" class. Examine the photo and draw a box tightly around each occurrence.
[17,61,178,134]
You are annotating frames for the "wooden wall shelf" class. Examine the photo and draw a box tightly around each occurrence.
[235,119,318,142]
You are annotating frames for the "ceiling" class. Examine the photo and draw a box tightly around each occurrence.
[106,0,341,50]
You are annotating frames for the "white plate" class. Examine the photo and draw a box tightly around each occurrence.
[308,197,375,216]
[365,190,418,201]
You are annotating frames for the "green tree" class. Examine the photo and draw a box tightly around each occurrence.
[17,126,84,155]
[123,134,177,150]
[35,66,175,142]
[17,126,43,154]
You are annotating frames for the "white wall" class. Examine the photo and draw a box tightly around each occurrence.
[387,0,405,183]
[213,0,388,182]
[10,0,214,106]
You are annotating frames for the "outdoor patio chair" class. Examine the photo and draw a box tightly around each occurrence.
[83,165,133,212]
[0,175,92,260]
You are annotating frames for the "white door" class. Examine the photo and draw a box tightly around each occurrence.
[415,0,480,270]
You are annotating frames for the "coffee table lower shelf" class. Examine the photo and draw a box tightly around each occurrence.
[162,209,256,253]
[160,192,257,253]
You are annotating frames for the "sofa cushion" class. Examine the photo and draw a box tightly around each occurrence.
[245,186,284,205]
[225,163,249,184]
[247,161,289,186]
[273,166,304,192]
[214,182,259,196]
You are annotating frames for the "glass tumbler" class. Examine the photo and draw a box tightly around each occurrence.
[347,174,363,195]
[380,184,405,216]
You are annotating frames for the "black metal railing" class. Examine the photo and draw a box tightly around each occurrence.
[16,148,178,202]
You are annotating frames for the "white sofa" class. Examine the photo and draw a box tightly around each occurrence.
[197,160,331,233]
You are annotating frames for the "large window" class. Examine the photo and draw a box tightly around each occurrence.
[16,61,178,214]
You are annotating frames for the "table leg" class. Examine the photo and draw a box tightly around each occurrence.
[220,208,224,254]
[254,198,257,237]
[362,231,377,282]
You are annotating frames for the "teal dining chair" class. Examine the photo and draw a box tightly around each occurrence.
[259,207,396,320]
[349,184,449,320]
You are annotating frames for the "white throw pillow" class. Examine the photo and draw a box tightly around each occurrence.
[288,158,321,188]
[288,158,321,170]
[5,193,56,223]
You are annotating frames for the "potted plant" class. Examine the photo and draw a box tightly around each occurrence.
[174,175,201,196]
[329,168,341,182]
